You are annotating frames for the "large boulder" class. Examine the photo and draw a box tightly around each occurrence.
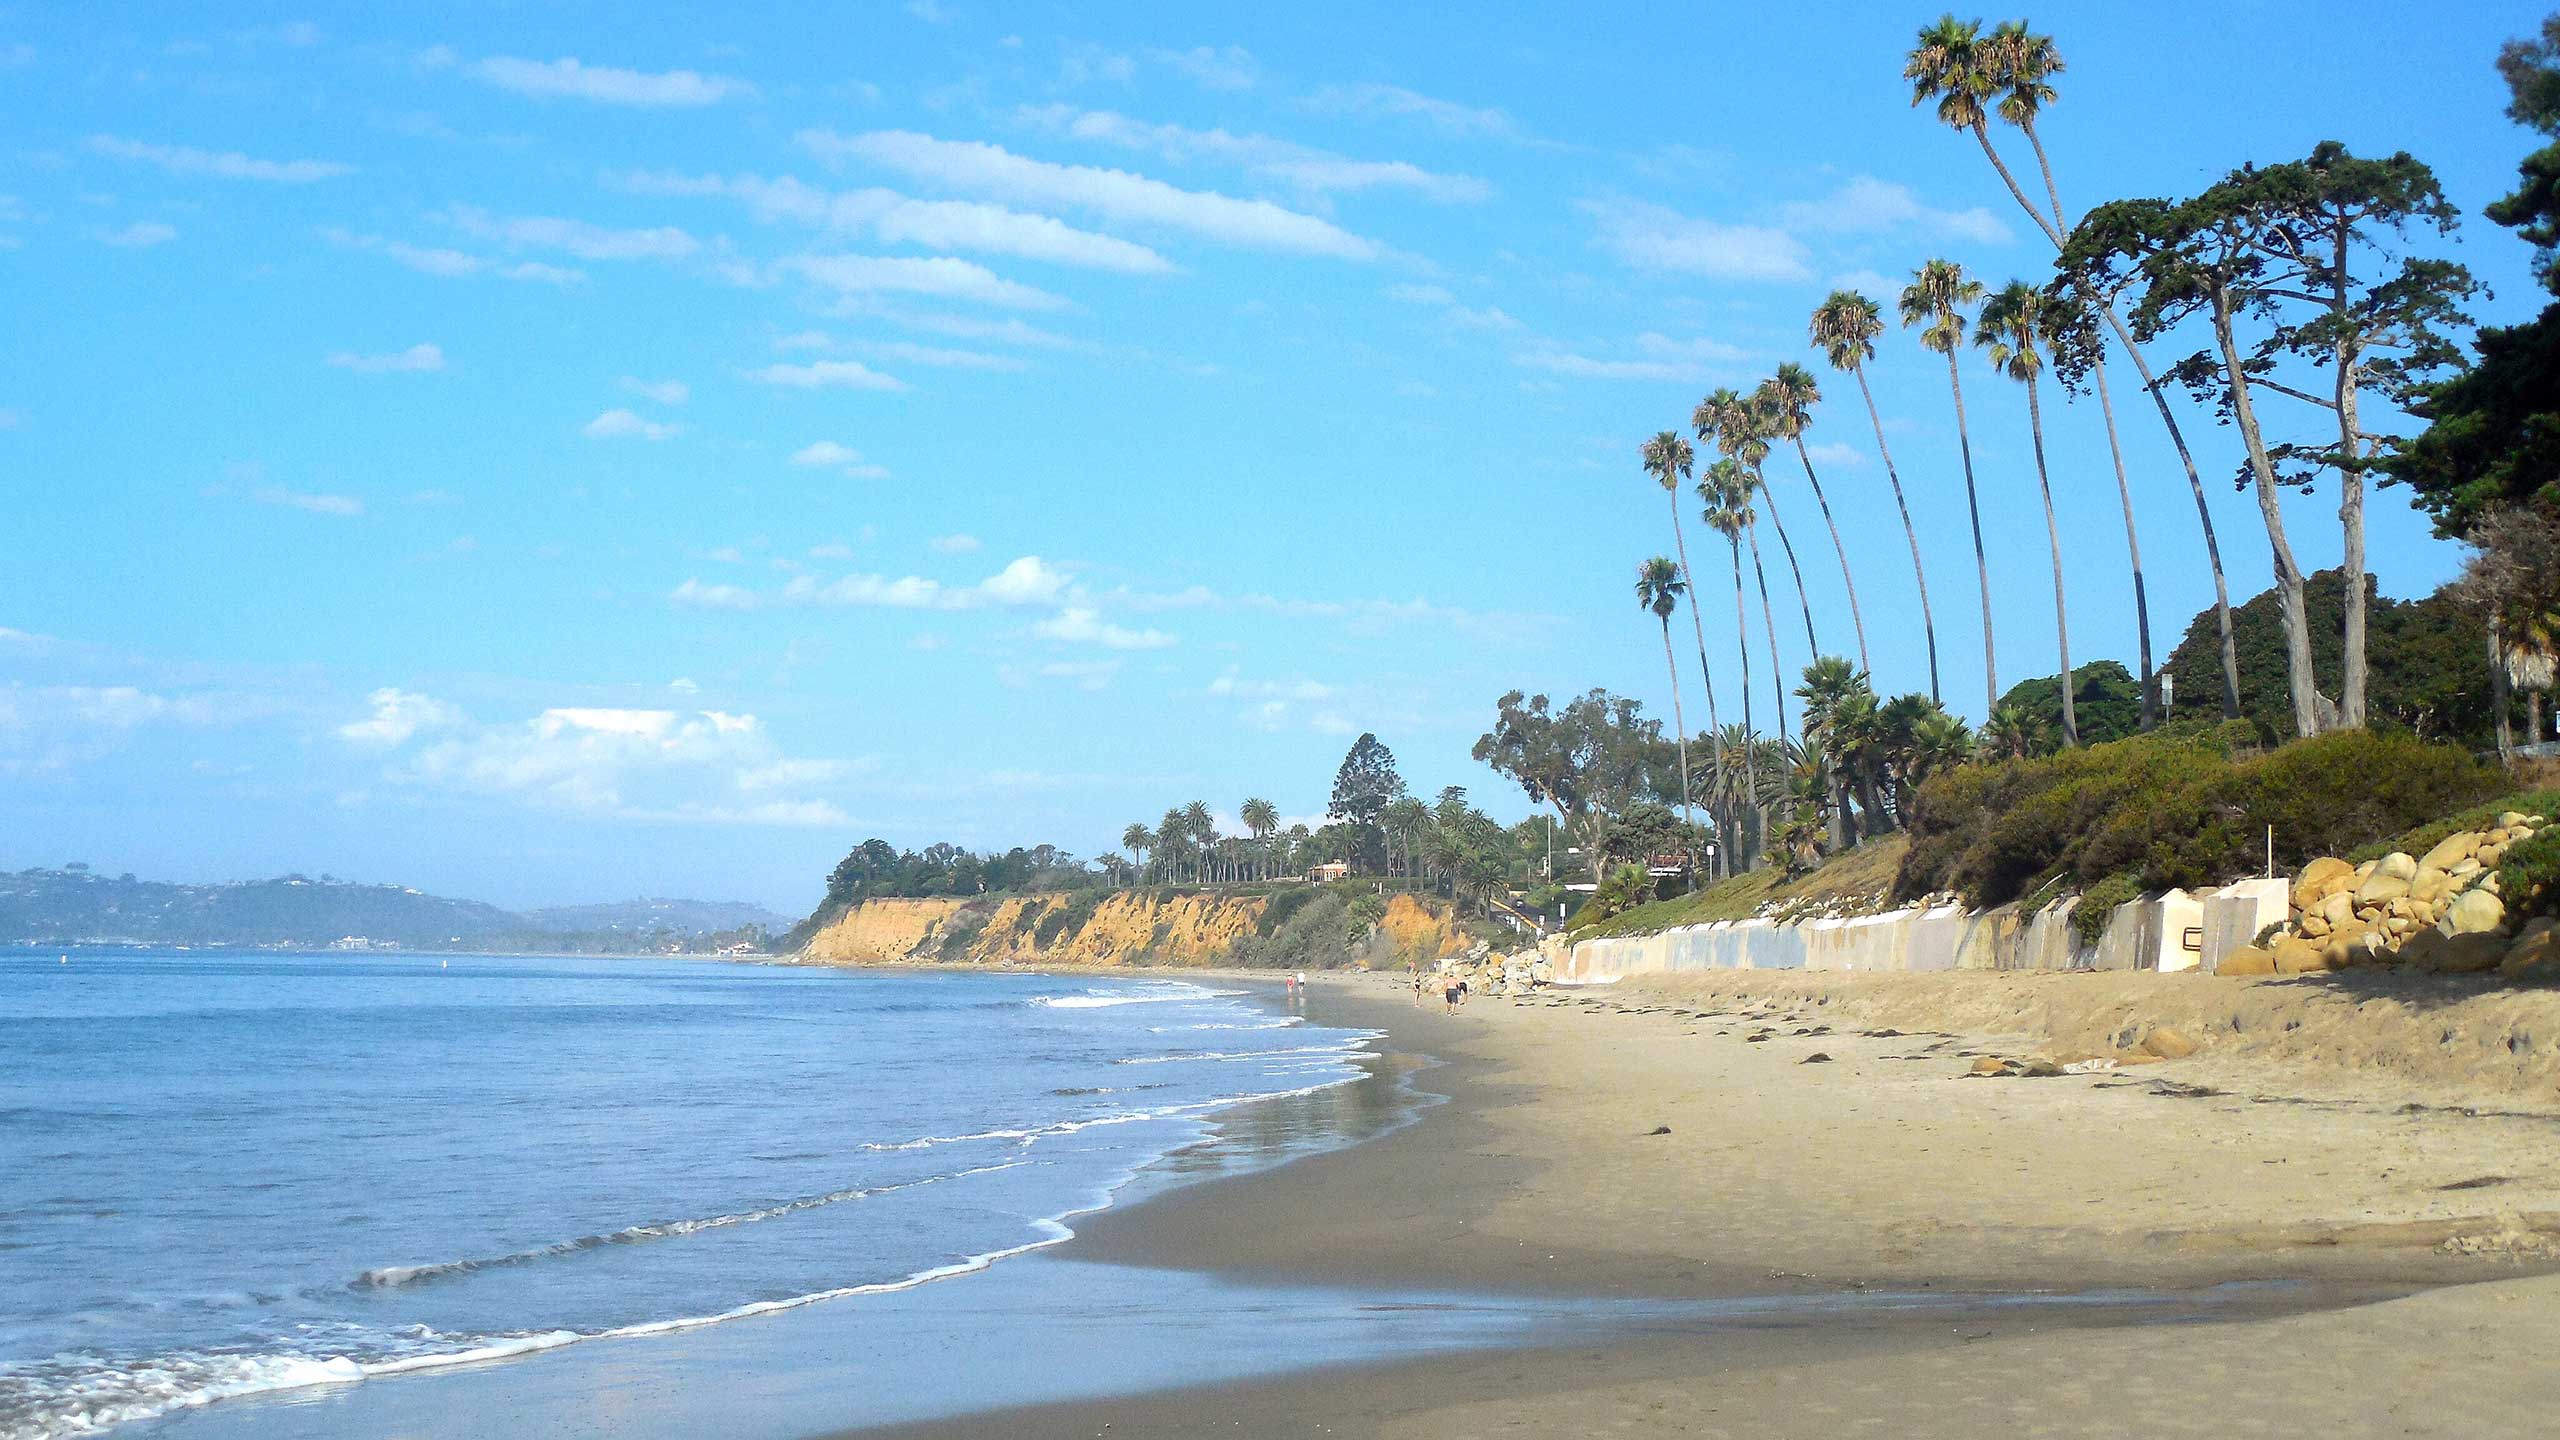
[2294,856,2357,910]
[2420,832,2484,872]
[2435,932,2509,975]
[2376,851,2421,882]
[2355,872,2413,907]
[2315,891,2359,930]
[2446,888,2507,936]
[2218,944,2278,976]
[2273,936,2333,974]
[2142,1027,2201,1059]
[2502,920,2560,981]
[2320,923,2387,969]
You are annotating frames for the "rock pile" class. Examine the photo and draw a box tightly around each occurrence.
[2219,811,2553,980]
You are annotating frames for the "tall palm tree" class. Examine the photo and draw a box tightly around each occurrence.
[1977,280,2079,747]
[1811,290,1940,703]
[1700,460,1762,860]
[1382,795,1429,879]
[1757,365,1868,674]
[1699,388,1819,665]
[1641,430,1722,740]
[1900,258,1997,718]
[1635,556,1700,851]
[1916,16,2232,722]
[1240,797,1278,880]
[1157,806,1190,884]
[1180,800,1215,882]
[1796,655,1868,848]
[1121,822,1154,884]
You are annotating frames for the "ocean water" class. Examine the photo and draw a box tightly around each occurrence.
[0,951,1377,1440]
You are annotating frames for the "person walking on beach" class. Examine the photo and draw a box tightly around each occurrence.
[1443,975,1464,1015]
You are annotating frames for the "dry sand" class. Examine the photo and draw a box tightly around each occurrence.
[841,968,2560,1438]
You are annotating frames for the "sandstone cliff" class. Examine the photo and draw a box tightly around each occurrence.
[793,888,1463,968]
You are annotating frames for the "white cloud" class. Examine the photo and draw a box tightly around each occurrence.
[93,221,177,248]
[340,688,462,747]
[583,408,681,441]
[1384,282,1454,305]
[670,578,762,610]
[783,252,1065,310]
[323,227,589,284]
[854,339,1024,371]
[87,134,352,182]
[1578,196,1810,282]
[1151,45,1257,90]
[349,691,851,826]
[747,359,908,392]
[802,129,1380,260]
[1512,332,1749,384]
[327,342,444,374]
[251,486,364,516]
[1015,105,1488,204]
[892,312,1082,350]
[1803,440,1867,468]
[449,206,698,261]
[788,440,893,478]
[762,554,1074,613]
[1297,83,1515,138]
[1034,607,1174,650]
[1828,268,1901,297]
[783,572,948,608]
[621,170,1174,274]
[1781,176,2010,244]
[470,55,752,106]
[620,376,688,405]
[977,555,1073,606]
[1036,659,1122,691]
[905,0,956,22]
[0,408,19,430]
[930,533,981,554]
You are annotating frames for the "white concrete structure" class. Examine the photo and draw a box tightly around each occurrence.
[1562,878,2293,984]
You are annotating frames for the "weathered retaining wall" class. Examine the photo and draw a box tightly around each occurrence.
[1560,878,2291,984]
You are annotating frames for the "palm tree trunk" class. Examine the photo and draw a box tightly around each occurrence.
[1943,349,1999,717]
[1757,475,1819,659]
[2026,376,2077,747]
[1746,524,1790,740]
[1791,438,1868,675]
[2213,291,2327,738]
[2007,116,2216,723]
[2088,351,2158,728]
[1730,539,1758,871]
[1852,363,1940,701]
[1667,493,1722,734]
[1659,617,1697,866]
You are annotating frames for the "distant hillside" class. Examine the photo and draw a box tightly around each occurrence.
[0,868,786,953]
[521,897,794,936]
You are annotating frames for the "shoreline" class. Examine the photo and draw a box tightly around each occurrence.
[830,968,2560,1438]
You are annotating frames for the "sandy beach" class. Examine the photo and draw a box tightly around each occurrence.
[844,968,2560,1438]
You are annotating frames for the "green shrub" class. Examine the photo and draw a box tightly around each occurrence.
[1344,893,1388,941]
[1255,885,1321,937]
[934,903,992,960]
[2498,829,2560,922]
[2070,872,2142,947]
[1896,728,2503,911]
[1576,864,1659,926]
[2350,789,2560,864]
[1030,891,1101,947]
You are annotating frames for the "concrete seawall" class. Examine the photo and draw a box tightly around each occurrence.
[1560,878,2290,984]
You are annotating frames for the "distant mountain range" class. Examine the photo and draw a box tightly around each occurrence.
[0,867,793,953]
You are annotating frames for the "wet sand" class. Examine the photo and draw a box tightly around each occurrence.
[841,970,2560,1438]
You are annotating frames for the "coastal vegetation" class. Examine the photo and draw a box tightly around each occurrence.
[1466,13,2560,955]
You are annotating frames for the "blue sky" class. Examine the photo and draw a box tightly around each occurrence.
[0,2,2548,912]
